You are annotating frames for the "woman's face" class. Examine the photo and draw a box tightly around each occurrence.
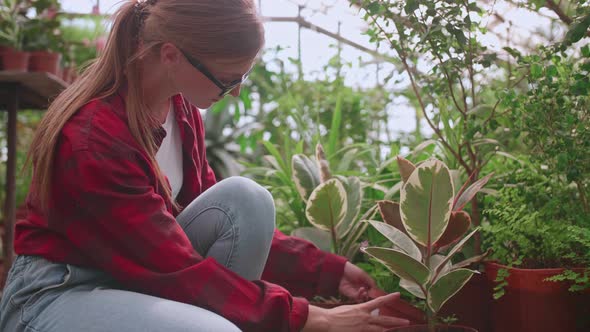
[164,44,255,109]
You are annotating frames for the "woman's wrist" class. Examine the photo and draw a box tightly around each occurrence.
[302,305,329,332]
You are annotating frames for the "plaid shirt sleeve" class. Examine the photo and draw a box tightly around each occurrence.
[55,134,309,332]
[262,229,348,299]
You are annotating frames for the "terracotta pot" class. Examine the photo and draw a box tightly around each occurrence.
[438,272,493,332]
[387,324,478,332]
[1,48,30,72]
[485,261,590,332]
[0,45,10,70]
[29,51,62,76]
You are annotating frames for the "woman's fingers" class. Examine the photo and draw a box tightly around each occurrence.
[360,292,401,311]
[369,314,410,327]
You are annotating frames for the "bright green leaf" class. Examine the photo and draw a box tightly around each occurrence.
[363,247,430,286]
[291,227,331,252]
[305,178,348,232]
[335,175,363,239]
[428,269,475,313]
[292,154,320,202]
[365,220,422,261]
[400,159,454,247]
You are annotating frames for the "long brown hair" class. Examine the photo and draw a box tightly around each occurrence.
[27,0,265,210]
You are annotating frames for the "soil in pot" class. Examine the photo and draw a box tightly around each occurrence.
[387,324,478,332]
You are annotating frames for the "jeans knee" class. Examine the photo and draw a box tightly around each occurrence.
[221,176,275,234]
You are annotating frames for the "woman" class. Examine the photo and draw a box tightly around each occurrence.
[0,0,409,331]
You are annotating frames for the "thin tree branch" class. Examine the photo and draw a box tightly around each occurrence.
[545,0,590,37]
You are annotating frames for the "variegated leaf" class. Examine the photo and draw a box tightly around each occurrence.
[453,248,492,269]
[291,227,331,252]
[377,200,406,234]
[434,228,479,276]
[316,143,332,183]
[335,175,362,239]
[363,247,430,286]
[453,173,493,211]
[396,156,416,183]
[428,269,476,313]
[400,159,454,247]
[292,154,320,202]
[400,278,426,299]
[365,220,421,261]
[305,178,348,232]
[434,211,471,250]
[428,254,451,283]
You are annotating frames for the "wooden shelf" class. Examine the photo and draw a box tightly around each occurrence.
[0,71,68,110]
[0,71,68,285]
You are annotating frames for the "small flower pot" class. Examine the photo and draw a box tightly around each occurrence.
[0,45,10,70]
[1,48,30,72]
[29,51,62,76]
[485,261,590,332]
[387,325,478,332]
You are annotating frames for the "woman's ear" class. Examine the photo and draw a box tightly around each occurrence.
[160,42,182,67]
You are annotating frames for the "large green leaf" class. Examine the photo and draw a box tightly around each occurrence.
[400,159,454,247]
[305,178,348,232]
[428,269,476,313]
[291,227,331,252]
[362,247,430,286]
[335,175,363,239]
[292,154,320,202]
[365,220,421,261]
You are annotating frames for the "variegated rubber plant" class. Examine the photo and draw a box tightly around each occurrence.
[362,156,492,330]
[290,143,375,259]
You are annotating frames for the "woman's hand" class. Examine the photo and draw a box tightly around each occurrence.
[339,261,379,302]
[302,293,410,332]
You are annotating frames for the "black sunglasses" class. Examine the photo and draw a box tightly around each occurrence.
[180,49,252,97]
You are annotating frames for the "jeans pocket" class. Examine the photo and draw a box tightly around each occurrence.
[19,258,72,325]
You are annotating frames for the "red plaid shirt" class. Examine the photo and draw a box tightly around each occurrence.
[14,92,347,331]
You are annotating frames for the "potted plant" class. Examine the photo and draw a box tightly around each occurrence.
[481,40,590,332]
[290,143,369,260]
[362,156,491,332]
[481,166,590,332]
[0,0,31,71]
[24,0,63,76]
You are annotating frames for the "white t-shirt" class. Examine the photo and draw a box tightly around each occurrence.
[155,105,183,200]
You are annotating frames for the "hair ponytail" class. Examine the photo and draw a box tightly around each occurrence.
[26,0,265,211]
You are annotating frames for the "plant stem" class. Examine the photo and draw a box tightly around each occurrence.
[575,180,589,213]
[426,306,436,332]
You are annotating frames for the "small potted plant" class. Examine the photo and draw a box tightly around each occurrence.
[291,143,368,260]
[0,0,31,71]
[362,156,492,332]
[24,1,63,76]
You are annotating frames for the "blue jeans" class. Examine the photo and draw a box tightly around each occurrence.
[0,177,276,332]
